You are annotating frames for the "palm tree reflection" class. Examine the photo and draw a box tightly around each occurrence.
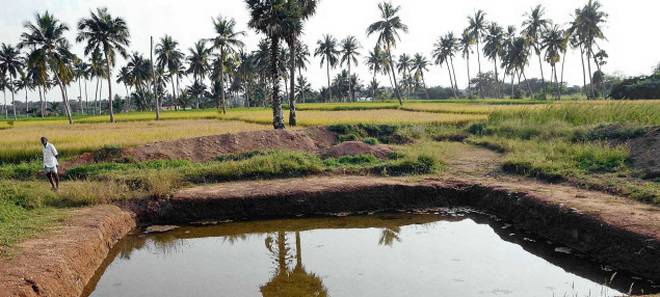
[260,231,328,297]
[378,226,402,247]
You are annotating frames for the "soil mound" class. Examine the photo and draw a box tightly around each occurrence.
[323,141,393,159]
[64,127,336,167]
[629,127,660,178]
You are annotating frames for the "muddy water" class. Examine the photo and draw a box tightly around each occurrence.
[85,213,653,297]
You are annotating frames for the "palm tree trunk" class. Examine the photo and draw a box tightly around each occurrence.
[493,57,500,99]
[54,76,73,124]
[511,71,515,98]
[560,50,567,98]
[171,79,177,109]
[94,77,99,115]
[78,78,83,115]
[536,47,546,99]
[553,64,560,100]
[449,57,459,98]
[579,45,587,98]
[25,88,29,118]
[104,52,115,123]
[445,61,457,98]
[326,60,331,102]
[270,36,285,129]
[38,86,44,118]
[150,37,160,120]
[476,39,483,98]
[288,39,297,127]
[386,44,403,105]
[421,73,430,99]
[348,62,354,102]
[9,78,16,120]
[219,48,226,114]
[372,70,377,100]
[2,90,6,118]
[465,53,471,98]
[522,70,533,97]
[83,79,88,115]
[586,47,594,99]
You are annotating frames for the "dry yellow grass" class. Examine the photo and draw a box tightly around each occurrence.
[0,120,268,162]
[401,103,543,114]
[221,109,486,126]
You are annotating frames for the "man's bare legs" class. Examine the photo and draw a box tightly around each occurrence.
[47,172,59,190]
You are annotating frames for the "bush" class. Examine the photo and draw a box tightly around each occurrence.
[93,145,125,162]
[363,138,379,145]
[324,154,382,168]
[374,155,437,176]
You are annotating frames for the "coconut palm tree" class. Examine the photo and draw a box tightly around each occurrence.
[396,53,412,97]
[88,48,107,115]
[522,4,551,99]
[0,44,23,120]
[339,36,360,102]
[483,23,505,98]
[432,33,460,98]
[283,0,318,126]
[155,35,185,107]
[367,1,408,105]
[365,46,387,100]
[458,31,475,97]
[573,0,607,99]
[19,12,75,123]
[186,40,212,108]
[541,24,565,100]
[209,16,245,114]
[73,58,90,114]
[76,7,130,123]
[505,36,533,96]
[500,25,518,98]
[15,71,35,117]
[314,34,339,102]
[246,0,291,129]
[466,10,487,98]
[411,53,430,99]
[0,76,7,118]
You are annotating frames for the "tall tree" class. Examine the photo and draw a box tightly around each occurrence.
[340,35,360,102]
[367,1,408,105]
[246,0,291,129]
[458,31,475,97]
[574,0,608,99]
[483,23,505,98]
[365,46,387,100]
[155,35,185,108]
[283,0,317,126]
[541,24,565,100]
[77,7,130,123]
[396,53,412,97]
[186,40,211,109]
[73,58,90,114]
[522,4,551,99]
[210,16,245,114]
[314,34,339,102]
[20,12,75,123]
[466,10,487,98]
[411,53,430,99]
[0,44,23,120]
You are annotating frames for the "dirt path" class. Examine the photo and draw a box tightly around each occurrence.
[0,206,135,297]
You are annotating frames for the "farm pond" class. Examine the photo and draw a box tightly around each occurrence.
[83,212,656,297]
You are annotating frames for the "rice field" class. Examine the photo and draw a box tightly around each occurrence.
[220,109,487,126]
[0,120,268,162]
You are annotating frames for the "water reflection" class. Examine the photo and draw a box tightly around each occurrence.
[261,231,328,297]
[84,213,657,297]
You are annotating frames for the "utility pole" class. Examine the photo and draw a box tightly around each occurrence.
[151,36,160,120]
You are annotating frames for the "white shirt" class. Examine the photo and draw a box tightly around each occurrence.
[42,143,59,168]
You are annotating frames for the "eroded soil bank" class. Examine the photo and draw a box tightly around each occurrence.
[1,176,659,297]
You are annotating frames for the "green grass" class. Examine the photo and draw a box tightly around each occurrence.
[465,102,660,204]
[0,201,66,253]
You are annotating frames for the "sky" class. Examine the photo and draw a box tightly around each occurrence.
[0,0,659,101]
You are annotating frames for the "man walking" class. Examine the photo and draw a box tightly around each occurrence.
[41,136,59,191]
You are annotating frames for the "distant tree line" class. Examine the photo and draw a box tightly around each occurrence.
[0,0,616,128]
